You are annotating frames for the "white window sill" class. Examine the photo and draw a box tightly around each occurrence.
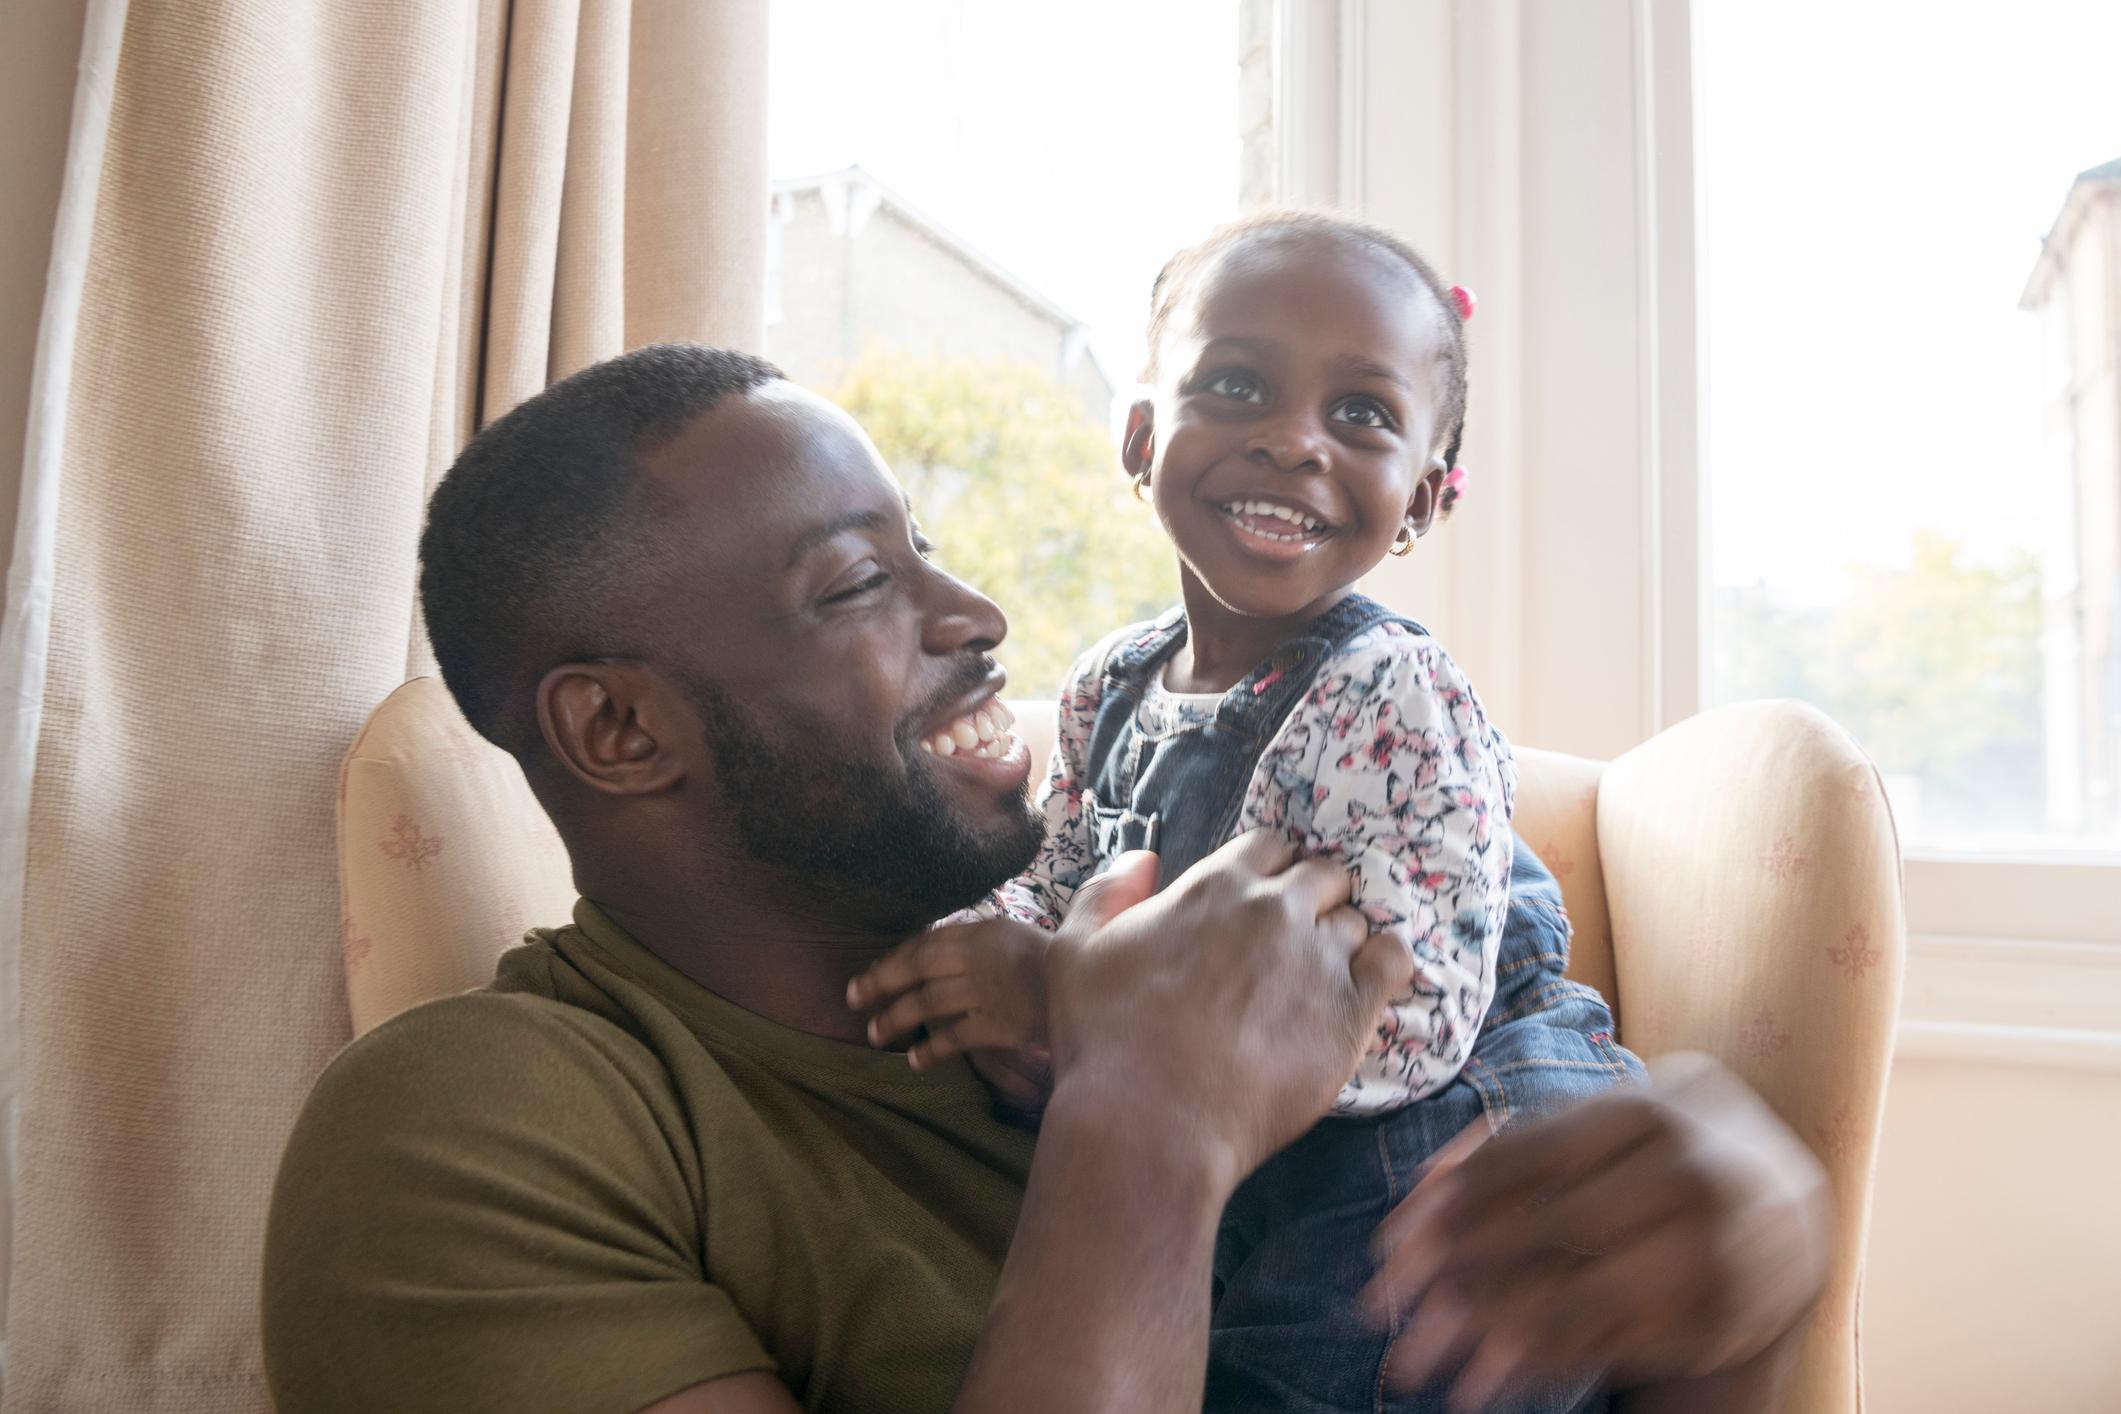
[1897,933,2121,1070]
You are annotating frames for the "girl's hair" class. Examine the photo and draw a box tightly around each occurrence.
[1143,210,1469,481]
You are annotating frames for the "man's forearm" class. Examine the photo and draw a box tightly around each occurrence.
[953,1086,1235,1414]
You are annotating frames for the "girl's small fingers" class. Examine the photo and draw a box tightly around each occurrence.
[908,1014,1023,1071]
[847,935,970,1010]
[847,944,922,1010]
[907,1034,962,1070]
[866,976,982,1047]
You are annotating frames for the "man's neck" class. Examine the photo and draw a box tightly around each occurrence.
[585,850,920,1047]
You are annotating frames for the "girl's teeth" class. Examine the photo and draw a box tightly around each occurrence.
[1224,500,1323,533]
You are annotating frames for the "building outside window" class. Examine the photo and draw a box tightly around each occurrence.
[765,0,1240,696]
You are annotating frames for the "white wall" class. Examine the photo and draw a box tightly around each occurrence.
[1865,1054,2121,1411]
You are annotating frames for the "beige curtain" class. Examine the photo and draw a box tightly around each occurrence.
[1,1,765,1407]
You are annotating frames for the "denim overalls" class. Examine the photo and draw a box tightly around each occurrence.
[1076,594,1638,1414]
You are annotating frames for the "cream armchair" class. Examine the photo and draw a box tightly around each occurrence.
[339,678,1903,1413]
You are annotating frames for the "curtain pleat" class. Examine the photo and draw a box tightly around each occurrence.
[0,2,764,1406]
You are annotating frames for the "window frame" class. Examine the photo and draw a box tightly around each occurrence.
[1276,0,2121,964]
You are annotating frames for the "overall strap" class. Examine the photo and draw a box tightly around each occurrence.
[1210,593,1428,737]
[1097,606,1190,692]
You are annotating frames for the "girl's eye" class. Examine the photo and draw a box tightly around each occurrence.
[1332,396,1396,430]
[1203,370,1266,404]
[823,564,890,604]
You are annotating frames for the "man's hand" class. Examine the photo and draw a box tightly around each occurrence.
[848,916,1058,1113]
[1360,1052,1832,1411]
[1044,832,1415,1185]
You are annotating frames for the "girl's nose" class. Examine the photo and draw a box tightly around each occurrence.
[1246,412,1330,475]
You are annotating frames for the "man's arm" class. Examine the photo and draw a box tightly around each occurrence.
[1363,1052,1832,1411]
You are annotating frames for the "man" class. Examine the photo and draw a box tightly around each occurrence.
[264,345,1828,1412]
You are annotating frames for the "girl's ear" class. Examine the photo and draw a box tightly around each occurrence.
[1404,460,1449,536]
[1121,399,1156,478]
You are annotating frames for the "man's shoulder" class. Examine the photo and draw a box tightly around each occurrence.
[294,975,684,1158]
[264,957,743,1413]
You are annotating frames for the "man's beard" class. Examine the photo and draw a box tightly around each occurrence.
[689,679,1045,926]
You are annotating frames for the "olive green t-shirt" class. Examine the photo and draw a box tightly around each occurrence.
[263,901,1037,1414]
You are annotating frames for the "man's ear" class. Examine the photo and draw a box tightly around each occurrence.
[1404,459,1449,537]
[537,661,690,797]
[1121,399,1157,479]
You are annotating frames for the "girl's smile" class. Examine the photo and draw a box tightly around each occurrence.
[1212,493,1339,559]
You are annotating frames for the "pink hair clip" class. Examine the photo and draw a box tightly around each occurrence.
[1440,464,1470,516]
[1447,285,1477,322]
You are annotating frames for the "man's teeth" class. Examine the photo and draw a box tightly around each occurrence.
[1222,499,1327,538]
[919,697,1016,759]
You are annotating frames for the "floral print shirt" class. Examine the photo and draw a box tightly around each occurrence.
[978,618,1517,1114]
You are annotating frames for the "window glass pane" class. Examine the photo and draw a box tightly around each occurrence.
[766,0,1240,697]
[1698,1,2121,854]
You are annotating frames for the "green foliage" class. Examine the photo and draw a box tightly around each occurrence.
[1714,531,2046,832]
[827,352,1178,697]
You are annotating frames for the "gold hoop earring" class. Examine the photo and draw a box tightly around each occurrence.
[1389,523,1416,557]
[1132,471,1152,503]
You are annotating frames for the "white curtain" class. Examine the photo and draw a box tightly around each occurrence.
[0,3,766,1408]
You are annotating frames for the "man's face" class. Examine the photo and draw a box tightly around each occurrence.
[636,384,1044,927]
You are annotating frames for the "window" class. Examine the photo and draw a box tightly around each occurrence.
[765,0,1241,697]
[1697,0,2121,857]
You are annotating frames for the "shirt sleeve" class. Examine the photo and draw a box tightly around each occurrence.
[1243,624,1517,1107]
[958,633,1121,931]
[262,994,773,1414]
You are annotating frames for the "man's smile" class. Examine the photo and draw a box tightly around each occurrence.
[918,693,1032,791]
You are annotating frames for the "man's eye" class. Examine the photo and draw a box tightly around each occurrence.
[1203,370,1266,403]
[1332,397,1395,430]
[913,537,939,561]
[823,568,890,604]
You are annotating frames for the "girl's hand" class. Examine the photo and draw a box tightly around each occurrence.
[848,918,1060,1110]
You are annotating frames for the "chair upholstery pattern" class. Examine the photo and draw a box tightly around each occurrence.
[339,685,1901,1413]
[336,677,573,1037]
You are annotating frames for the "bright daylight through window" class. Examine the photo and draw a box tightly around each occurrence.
[1700,0,2121,855]
[765,0,1240,699]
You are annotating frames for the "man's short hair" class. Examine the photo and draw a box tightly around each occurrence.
[419,343,783,751]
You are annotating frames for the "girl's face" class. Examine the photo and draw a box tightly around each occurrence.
[1135,234,1453,625]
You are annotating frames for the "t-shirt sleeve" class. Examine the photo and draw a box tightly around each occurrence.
[1243,626,1517,1105]
[961,631,1122,930]
[262,994,773,1414]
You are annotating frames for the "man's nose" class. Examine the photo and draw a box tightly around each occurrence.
[1247,408,1331,475]
[919,563,1008,658]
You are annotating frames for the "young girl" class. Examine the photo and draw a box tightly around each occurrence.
[855,212,1641,1412]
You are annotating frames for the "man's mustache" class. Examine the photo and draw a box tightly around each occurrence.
[897,655,1001,752]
